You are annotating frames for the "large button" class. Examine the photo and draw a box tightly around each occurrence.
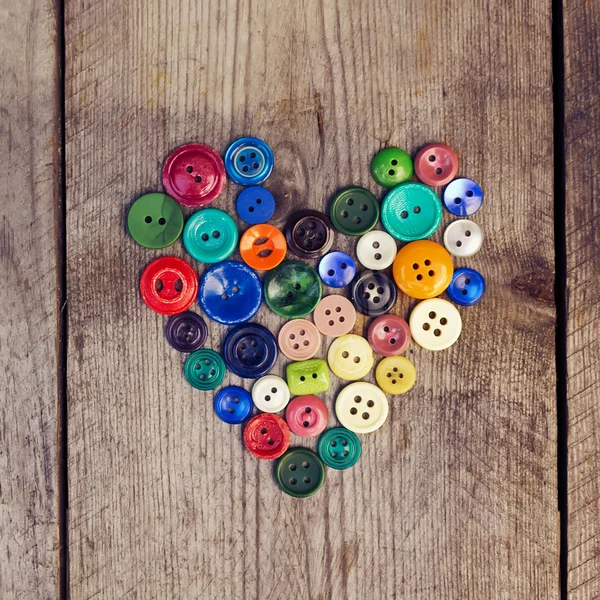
[443,178,483,216]
[214,385,253,424]
[409,298,462,350]
[375,356,416,394]
[236,186,276,224]
[327,334,374,381]
[183,349,227,390]
[392,240,453,299]
[275,448,325,498]
[162,143,226,207]
[224,137,274,185]
[356,230,397,270]
[370,147,413,189]
[199,261,262,325]
[127,193,184,249]
[140,256,198,315]
[183,208,238,263]
[285,395,328,437]
[222,323,278,379]
[367,315,411,356]
[351,271,397,316]
[286,359,330,396]
[264,261,322,318]
[244,413,290,460]
[443,220,483,258]
[446,267,486,306]
[317,427,362,470]
[381,183,442,241]
[335,382,389,434]
[277,319,321,361]
[318,251,356,288]
[239,224,287,271]
[164,311,207,352]
[313,295,356,337]
[286,210,334,259]
[330,186,379,236]
[251,375,291,413]
[414,143,458,187]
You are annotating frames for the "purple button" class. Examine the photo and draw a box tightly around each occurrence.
[164,311,208,352]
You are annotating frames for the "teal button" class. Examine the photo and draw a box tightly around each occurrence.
[318,427,361,470]
[184,349,226,390]
[183,208,238,263]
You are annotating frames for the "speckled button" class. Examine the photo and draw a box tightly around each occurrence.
[286,359,330,396]
[183,208,238,263]
[327,334,374,381]
[351,271,397,317]
[356,230,397,270]
[286,210,335,259]
[239,224,287,271]
[446,267,486,306]
[317,428,362,470]
[367,315,411,356]
[277,319,322,361]
[375,356,416,394]
[414,143,458,187]
[409,298,462,351]
[252,375,291,413]
[443,220,483,258]
[285,395,328,438]
[264,261,322,318]
[313,295,356,337]
[330,187,380,236]
[244,413,290,460]
[443,178,483,216]
[318,251,356,288]
[127,192,184,249]
[335,382,389,434]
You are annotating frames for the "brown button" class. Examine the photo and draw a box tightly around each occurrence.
[286,210,334,259]
[313,295,356,337]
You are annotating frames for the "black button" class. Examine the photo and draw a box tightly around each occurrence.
[351,271,397,317]
[222,323,278,379]
[286,210,334,259]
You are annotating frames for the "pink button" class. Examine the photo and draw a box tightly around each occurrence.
[414,143,458,187]
[285,395,328,437]
[367,314,411,356]
[313,295,356,337]
[278,319,321,361]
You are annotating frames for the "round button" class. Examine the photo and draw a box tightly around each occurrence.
[127,193,184,249]
[409,298,462,351]
[446,268,486,306]
[244,413,290,460]
[199,261,262,325]
[140,256,198,315]
[164,311,207,352]
[443,220,483,258]
[392,241,454,299]
[286,210,334,259]
[239,224,287,271]
[375,356,416,395]
[330,186,379,236]
[381,183,442,241]
[356,230,397,270]
[223,323,278,379]
[162,143,226,207]
[414,143,459,187]
[370,147,413,189]
[224,137,274,185]
[183,349,227,390]
[252,375,291,413]
[236,186,276,224]
[443,178,483,216]
[317,428,361,470]
[313,295,356,337]
[277,319,321,361]
[335,382,389,434]
[367,315,411,356]
[285,395,328,438]
[351,271,397,317]
[318,251,356,288]
[183,208,238,263]
[264,261,322,318]
[214,386,253,424]
[275,448,325,498]
[327,334,374,381]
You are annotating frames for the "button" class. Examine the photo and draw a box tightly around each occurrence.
[183,208,238,263]
[264,261,322,318]
[239,224,287,271]
[162,143,226,207]
[275,448,326,497]
[446,267,486,306]
[414,143,458,187]
[164,311,207,352]
[236,186,276,224]
[351,271,397,317]
[370,147,413,189]
[335,382,389,434]
[286,210,334,259]
[277,319,321,361]
[443,220,483,258]
[318,251,356,288]
[251,375,291,413]
[184,349,227,390]
[327,334,374,381]
[392,240,453,299]
[443,178,483,216]
[199,260,262,325]
[285,395,328,437]
[313,295,356,337]
[375,356,416,394]
[367,315,411,356]
[286,359,330,396]
[140,256,198,315]
[127,193,184,249]
[224,137,274,185]
[222,323,278,379]
[356,230,397,270]
[244,413,290,460]
[381,183,442,241]
[317,427,361,470]
[330,186,379,236]
[409,298,462,350]
[214,386,253,424]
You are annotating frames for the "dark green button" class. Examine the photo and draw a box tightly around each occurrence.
[330,187,379,236]
[371,147,413,189]
[127,193,184,249]
[264,261,322,318]
[318,427,361,470]
[184,349,226,390]
[275,448,326,498]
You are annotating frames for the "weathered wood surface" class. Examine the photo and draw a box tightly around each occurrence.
[66,1,558,598]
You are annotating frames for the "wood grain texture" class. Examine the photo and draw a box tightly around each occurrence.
[66,1,558,598]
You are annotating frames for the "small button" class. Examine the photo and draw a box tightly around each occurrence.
[286,210,334,259]
[286,359,330,396]
[351,271,397,317]
[317,427,361,470]
[443,178,483,216]
[356,230,397,270]
[244,413,290,460]
[285,395,328,438]
[222,323,278,379]
[239,224,287,271]
[199,261,262,325]
[277,319,321,361]
[183,208,238,263]
[335,382,389,434]
[275,448,325,498]
[370,147,413,189]
[224,137,274,185]
[375,356,416,395]
[214,386,253,424]
[318,251,356,288]
[330,186,379,236]
[162,143,226,207]
[409,298,462,350]
[236,186,276,224]
[127,193,184,249]
[446,268,486,306]
[327,334,374,381]
[443,220,483,258]
[251,375,291,413]
[140,256,198,315]
[367,315,411,356]
[164,311,207,352]
[184,349,227,390]
[414,143,458,187]
[313,295,356,337]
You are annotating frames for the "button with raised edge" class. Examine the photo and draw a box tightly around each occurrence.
[327,334,374,381]
[251,375,291,413]
[409,298,462,351]
[330,186,379,236]
[335,382,389,434]
[275,448,325,498]
[277,319,321,361]
[222,323,278,379]
[239,224,287,271]
[183,208,238,263]
[184,349,227,390]
[286,210,334,259]
[164,311,207,352]
[317,427,362,470]
[224,137,274,185]
[244,413,290,460]
[375,356,416,394]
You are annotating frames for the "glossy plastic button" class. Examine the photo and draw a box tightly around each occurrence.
[356,230,397,270]
[183,208,238,263]
[214,386,253,424]
[285,395,328,438]
[162,143,226,207]
[414,143,459,187]
[127,193,184,249]
[264,261,322,318]
[184,349,226,390]
[335,382,389,434]
[236,186,276,224]
[286,359,330,396]
[223,323,278,379]
[409,298,462,350]
[224,137,274,185]
[318,251,356,288]
[447,268,486,306]
[330,186,379,236]
[252,375,291,413]
[286,210,334,259]
[164,311,207,352]
[275,448,325,498]
[443,178,483,216]
[317,428,362,470]
[443,220,483,258]
[367,315,411,356]
[371,147,413,189]
[327,334,374,381]
[351,271,397,317]
[244,413,290,460]
[277,319,321,361]
[240,224,287,271]
[375,356,416,395]
[140,256,198,315]
[313,295,356,337]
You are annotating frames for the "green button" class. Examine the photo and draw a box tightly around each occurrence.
[286,358,330,396]
[183,208,239,263]
[329,187,379,236]
[264,261,322,318]
[318,427,361,470]
[275,448,326,498]
[184,349,226,390]
[371,147,413,189]
[381,182,442,241]
[127,193,184,249]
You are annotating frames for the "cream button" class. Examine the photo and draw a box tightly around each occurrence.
[356,230,397,270]
[335,382,389,434]
[251,375,291,412]
[443,220,483,258]
[327,334,374,380]
[409,298,462,350]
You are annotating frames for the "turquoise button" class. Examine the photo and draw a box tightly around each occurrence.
[317,427,361,470]
[183,208,238,263]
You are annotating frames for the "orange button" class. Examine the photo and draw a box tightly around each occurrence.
[239,224,287,271]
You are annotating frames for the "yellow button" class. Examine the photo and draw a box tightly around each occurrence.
[409,298,462,350]
[392,240,453,299]
[335,382,389,434]
[327,334,374,380]
[375,356,416,394]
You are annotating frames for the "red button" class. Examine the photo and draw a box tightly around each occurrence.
[162,143,226,207]
[367,314,411,356]
[414,143,458,187]
[244,414,290,460]
[140,256,198,315]
[285,395,328,438]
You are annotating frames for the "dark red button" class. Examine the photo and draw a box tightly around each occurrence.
[414,143,458,187]
[162,143,226,207]
[367,314,411,356]
[140,256,198,315]
[244,413,290,460]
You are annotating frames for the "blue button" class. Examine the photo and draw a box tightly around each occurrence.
[446,267,486,306]
[236,186,275,224]
[222,323,278,379]
[199,260,262,325]
[224,137,274,185]
[443,178,483,216]
[318,251,356,288]
[214,386,253,424]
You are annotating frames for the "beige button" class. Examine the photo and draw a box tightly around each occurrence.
[335,382,389,434]
[278,319,321,361]
[443,220,483,258]
[313,295,356,337]
[409,298,462,350]
[327,334,374,380]
[356,230,397,270]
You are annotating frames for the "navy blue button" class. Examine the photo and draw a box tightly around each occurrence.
[199,260,262,325]
[447,267,486,306]
[222,323,278,379]
[224,137,274,185]
[214,386,253,424]
[443,178,483,216]
[236,186,275,224]
[318,251,356,288]
[164,311,207,352]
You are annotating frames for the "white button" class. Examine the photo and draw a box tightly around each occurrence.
[356,230,397,270]
[251,375,291,412]
[409,298,462,351]
[335,382,389,434]
[327,334,374,380]
[443,220,483,258]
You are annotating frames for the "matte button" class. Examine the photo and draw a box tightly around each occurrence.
[409,298,462,350]
[285,395,328,438]
[318,251,356,288]
[446,267,486,306]
[184,349,227,390]
[277,319,321,361]
[275,448,326,498]
[183,208,238,263]
[127,193,184,249]
[443,220,483,258]
[443,178,483,216]
[371,147,413,189]
[335,382,389,434]
[236,186,276,224]
[351,271,397,317]
[244,413,290,460]
[317,427,362,470]
[375,356,416,394]
[367,315,411,356]
[356,230,397,270]
[164,311,207,352]
[286,210,334,259]
[414,143,458,187]
[224,137,274,185]
[252,375,291,413]
[214,386,253,424]
[286,359,330,396]
[223,323,278,379]
[264,261,322,318]
[313,295,356,337]
[330,186,379,236]
[327,334,374,381]
[240,224,287,271]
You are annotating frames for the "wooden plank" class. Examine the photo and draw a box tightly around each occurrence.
[66,1,558,598]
